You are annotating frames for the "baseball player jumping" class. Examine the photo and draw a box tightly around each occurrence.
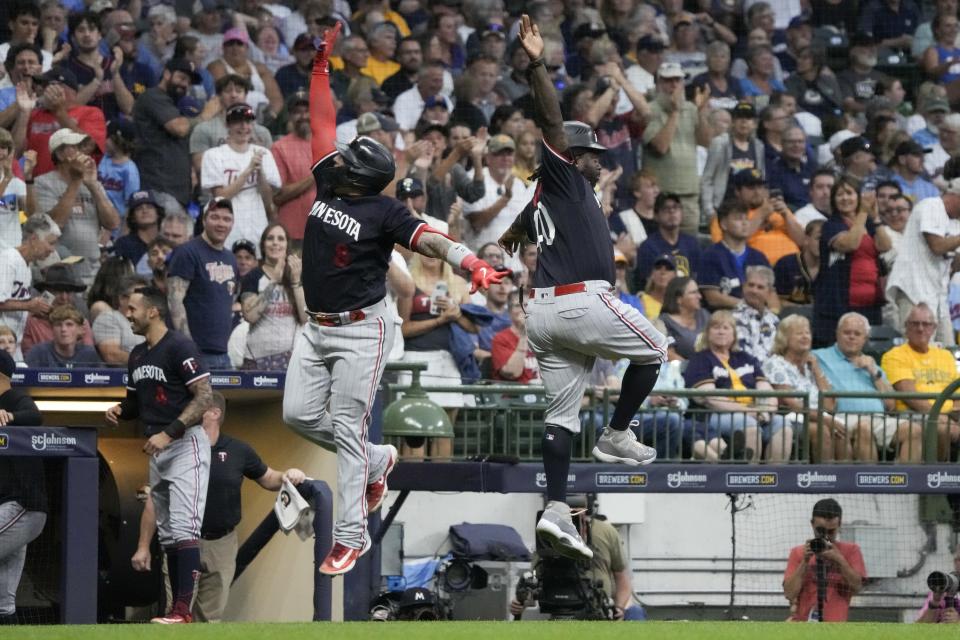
[282,23,509,576]
[499,15,668,561]
[106,286,214,624]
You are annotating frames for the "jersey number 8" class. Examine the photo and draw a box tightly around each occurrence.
[333,243,352,268]
[534,202,556,250]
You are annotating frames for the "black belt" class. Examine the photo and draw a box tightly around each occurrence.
[200,527,234,541]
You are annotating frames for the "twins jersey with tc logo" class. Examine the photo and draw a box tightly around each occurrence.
[518,141,667,433]
[127,330,211,545]
[282,154,425,550]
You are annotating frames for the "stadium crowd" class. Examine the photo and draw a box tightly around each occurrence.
[0,0,959,462]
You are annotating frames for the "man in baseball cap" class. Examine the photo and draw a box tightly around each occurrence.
[837,136,876,188]
[115,190,165,274]
[890,140,939,202]
[646,59,710,234]
[26,66,106,177]
[355,112,400,152]
[276,33,316,97]
[395,176,450,233]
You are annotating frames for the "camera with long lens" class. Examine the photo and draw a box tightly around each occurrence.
[523,526,615,621]
[927,571,960,595]
[369,557,488,621]
[808,526,829,554]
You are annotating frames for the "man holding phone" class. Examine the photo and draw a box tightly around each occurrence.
[709,168,806,268]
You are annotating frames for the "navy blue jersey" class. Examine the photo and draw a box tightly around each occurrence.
[699,242,770,306]
[521,141,616,288]
[167,237,239,354]
[305,157,425,313]
[635,231,701,290]
[126,330,209,436]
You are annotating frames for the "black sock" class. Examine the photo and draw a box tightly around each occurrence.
[609,363,662,431]
[173,540,201,615]
[542,425,572,503]
[0,613,17,625]
[164,545,179,612]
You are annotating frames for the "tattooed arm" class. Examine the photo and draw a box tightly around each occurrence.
[413,228,509,293]
[166,276,190,337]
[143,377,215,454]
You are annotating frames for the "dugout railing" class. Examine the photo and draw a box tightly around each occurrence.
[385,383,960,464]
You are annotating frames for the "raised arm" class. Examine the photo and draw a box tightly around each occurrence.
[519,15,568,154]
[310,23,342,164]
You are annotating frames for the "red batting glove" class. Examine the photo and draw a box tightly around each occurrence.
[313,21,342,74]
[462,256,512,293]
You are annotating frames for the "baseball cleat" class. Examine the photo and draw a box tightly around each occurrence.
[366,444,398,514]
[536,501,593,560]
[150,612,192,624]
[592,427,657,466]
[319,536,372,576]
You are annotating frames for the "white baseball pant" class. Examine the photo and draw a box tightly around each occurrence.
[283,298,394,549]
[526,281,668,434]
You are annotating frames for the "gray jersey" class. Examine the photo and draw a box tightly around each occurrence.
[34,172,101,284]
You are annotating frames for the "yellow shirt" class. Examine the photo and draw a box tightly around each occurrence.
[721,357,752,405]
[881,343,957,412]
[361,57,401,86]
[641,293,662,320]
[351,9,411,36]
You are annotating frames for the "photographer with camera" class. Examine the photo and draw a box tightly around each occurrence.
[917,549,960,623]
[509,496,638,621]
[783,498,866,622]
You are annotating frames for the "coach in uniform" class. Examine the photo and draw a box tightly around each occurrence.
[0,350,44,626]
[282,24,507,576]
[497,15,667,562]
[132,391,306,622]
[106,286,214,624]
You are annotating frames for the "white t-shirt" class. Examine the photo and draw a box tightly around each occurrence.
[0,246,31,348]
[461,168,534,262]
[793,204,828,228]
[200,143,282,252]
[392,88,454,131]
[886,196,960,309]
[0,177,26,248]
[926,142,950,177]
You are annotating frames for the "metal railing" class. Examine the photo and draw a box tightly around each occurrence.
[384,381,960,464]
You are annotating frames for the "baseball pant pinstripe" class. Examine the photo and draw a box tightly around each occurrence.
[150,426,211,546]
[526,281,667,434]
[283,299,394,549]
[0,503,46,616]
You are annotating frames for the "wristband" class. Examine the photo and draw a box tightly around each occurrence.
[163,419,187,439]
[446,242,476,271]
[527,57,545,69]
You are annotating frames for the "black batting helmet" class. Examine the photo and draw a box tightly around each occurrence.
[321,136,396,196]
[563,121,607,154]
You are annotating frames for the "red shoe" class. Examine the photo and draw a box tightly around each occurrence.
[150,612,192,624]
[319,537,372,576]
[366,445,398,515]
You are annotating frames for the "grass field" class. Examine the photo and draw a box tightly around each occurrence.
[4,621,960,640]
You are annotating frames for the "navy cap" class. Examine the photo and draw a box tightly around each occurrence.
[423,95,449,110]
[127,189,161,211]
[850,32,878,48]
[839,136,872,159]
[397,177,424,199]
[40,66,79,91]
[107,118,137,140]
[653,254,677,269]
[730,101,757,119]
[733,168,765,188]
[232,239,256,255]
[293,33,314,51]
[637,35,666,52]
[893,139,930,158]
[165,57,201,84]
[788,15,811,29]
